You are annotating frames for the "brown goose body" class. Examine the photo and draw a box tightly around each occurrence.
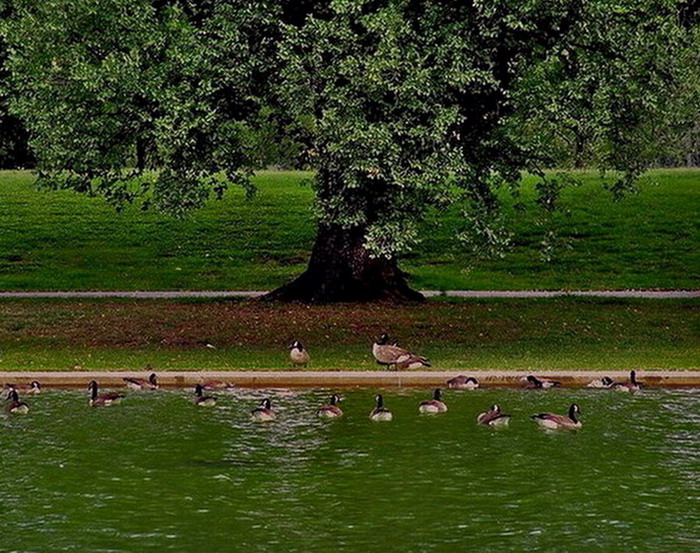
[5,389,29,414]
[372,334,430,369]
[370,394,393,421]
[586,376,615,389]
[289,341,311,367]
[123,372,158,390]
[251,398,277,422]
[24,380,42,394]
[419,388,448,414]
[396,355,432,370]
[477,404,511,426]
[88,381,125,407]
[194,384,217,407]
[446,375,479,390]
[614,370,642,392]
[316,394,343,418]
[201,380,234,391]
[524,375,561,390]
[531,403,582,430]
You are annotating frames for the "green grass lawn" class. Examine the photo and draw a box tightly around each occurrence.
[0,168,697,291]
[0,297,697,371]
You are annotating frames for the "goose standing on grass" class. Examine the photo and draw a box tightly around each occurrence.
[419,388,448,414]
[123,372,159,390]
[524,375,561,390]
[477,404,511,426]
[369,394,393,421]
[531,403,582,430]
[251,398,277,422]
[372,334,430,370]
[193,384,217,407]
[88,381,125,407]
[316,394,343,418]
[446,375,479,390]
[614,370,642,392]
[289,341,311,368]
[586,376,615,388]
[5,389,29,414]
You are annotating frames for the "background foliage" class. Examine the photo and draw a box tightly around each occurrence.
[0,0,697,269]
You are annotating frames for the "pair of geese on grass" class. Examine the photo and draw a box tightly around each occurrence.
[288,334,431,369]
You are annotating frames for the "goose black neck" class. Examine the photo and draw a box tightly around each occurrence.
[568,404,579,423]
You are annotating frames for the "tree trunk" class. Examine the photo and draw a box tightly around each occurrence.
[265,224,424,303]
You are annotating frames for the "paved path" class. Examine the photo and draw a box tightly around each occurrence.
[1,370,698,388]
[0,290,697,299]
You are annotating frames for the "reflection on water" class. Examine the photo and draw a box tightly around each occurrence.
[0,387,698,552]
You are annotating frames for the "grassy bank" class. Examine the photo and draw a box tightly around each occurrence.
[0,169,698,291]
[0,297,697,371]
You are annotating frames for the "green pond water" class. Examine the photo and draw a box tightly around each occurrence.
[1,387,698,552]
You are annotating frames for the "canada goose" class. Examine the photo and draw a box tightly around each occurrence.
[316,394,343,418]
[25,381,42,394]
[446,375,479,390]
[531,403,582,430]
[5,389,29,414]
[419,388,448,414]
[372,334,430,370]
[586,376,615,388]
[396,355,433,370]
[123,372,158,390]
[369,394,393,421]
[201,380,235,391]
[5,381,42,395]
[524,375,561,390]
[289,341,310,367]
[193,384,217,407]
[614,370,642,392]
[251,398,277,422]
[477,404,511,426]
[88,380,125,407]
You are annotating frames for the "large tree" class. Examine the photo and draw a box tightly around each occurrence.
[2,0,697,301]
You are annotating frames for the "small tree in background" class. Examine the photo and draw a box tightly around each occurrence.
[2,0,697,301]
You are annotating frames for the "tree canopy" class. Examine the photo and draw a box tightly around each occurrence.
[1,0,698,300]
